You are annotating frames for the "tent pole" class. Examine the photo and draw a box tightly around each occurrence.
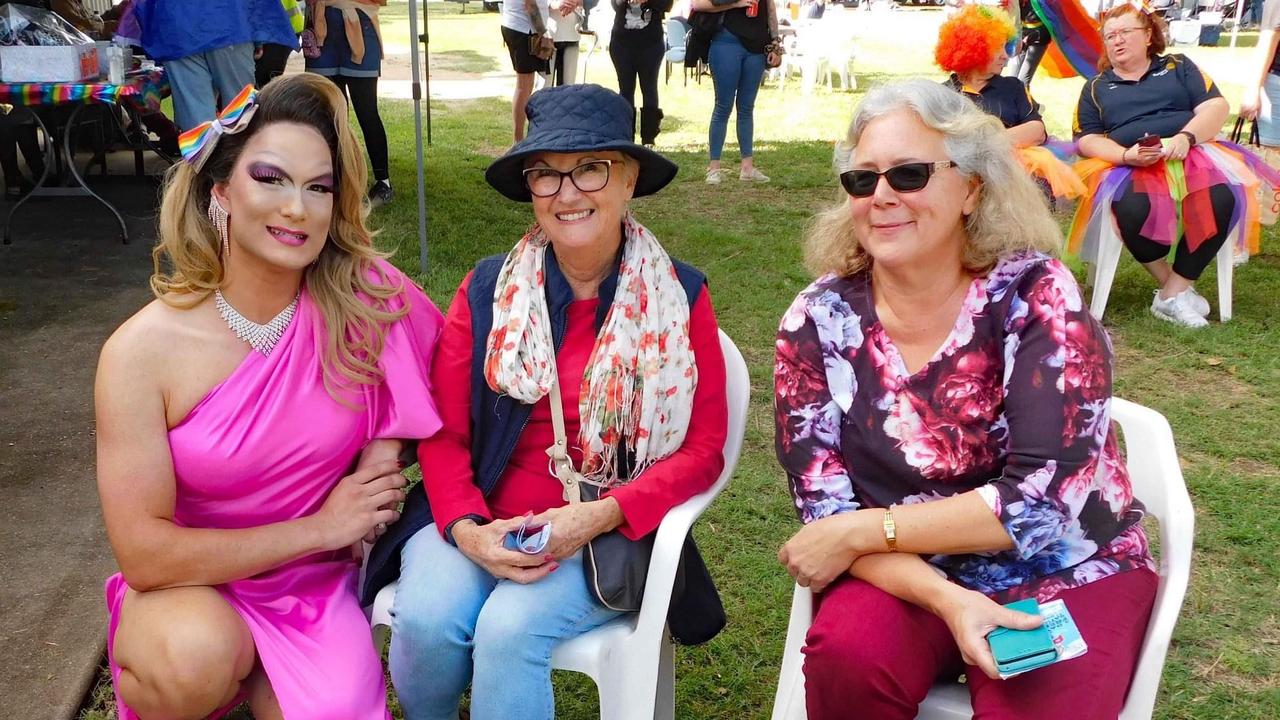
[1229,0,1244,48]
[423,0,433,144]
[408,0,430,274]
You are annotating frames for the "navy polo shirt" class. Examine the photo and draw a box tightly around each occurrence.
[945,74,1042,130]
[1073,54,1222,147]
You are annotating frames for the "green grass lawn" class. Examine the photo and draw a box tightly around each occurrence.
[82,3,1278,718]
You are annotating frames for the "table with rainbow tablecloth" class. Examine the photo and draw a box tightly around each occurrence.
[0,68,171,244]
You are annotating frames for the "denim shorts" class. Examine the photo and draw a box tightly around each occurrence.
[1259,72,1280,147]
[305,6,381,78]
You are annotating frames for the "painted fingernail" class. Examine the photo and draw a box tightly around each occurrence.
[549,563,559,572]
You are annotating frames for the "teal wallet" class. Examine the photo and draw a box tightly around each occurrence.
[986,598,1058,676]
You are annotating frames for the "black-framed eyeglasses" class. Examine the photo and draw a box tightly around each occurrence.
[523,160,614,197]
[839,161,956,198]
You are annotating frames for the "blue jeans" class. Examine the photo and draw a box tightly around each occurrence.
[164,42,256,131]
[388,524,622,720]
[707,30,765,161]
[1259,73,1280,148]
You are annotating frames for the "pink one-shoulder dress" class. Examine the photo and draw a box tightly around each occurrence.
[103,262,443,720]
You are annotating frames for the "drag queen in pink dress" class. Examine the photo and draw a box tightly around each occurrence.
[95,74,442,719]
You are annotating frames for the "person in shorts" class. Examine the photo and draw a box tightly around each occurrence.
[1243,0,1280,147]
[502,0,552,141]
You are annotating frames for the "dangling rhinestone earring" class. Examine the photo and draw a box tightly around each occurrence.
[208,194,230,259]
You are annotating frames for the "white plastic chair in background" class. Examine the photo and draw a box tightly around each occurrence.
[1087,233,1234,322]
[368,329,751,720]
[579,2,615,83]
[769,397,1195,720]
[775,24,855,94]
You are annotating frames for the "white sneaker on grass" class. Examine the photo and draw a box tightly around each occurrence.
[1183,286,1210,317]
[705,168,723,185]
[740,167,770,183]
[1151,290,1208,328]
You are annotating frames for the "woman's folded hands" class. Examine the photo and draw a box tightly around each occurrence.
[453,516,560,584]
[527,497,624,559]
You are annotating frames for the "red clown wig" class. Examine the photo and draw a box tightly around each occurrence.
[935,5,1018,76]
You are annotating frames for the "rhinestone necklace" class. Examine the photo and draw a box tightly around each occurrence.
[215,289,299,356]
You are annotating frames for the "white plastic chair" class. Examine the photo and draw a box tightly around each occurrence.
[579,2,615,82]
[1087,233,1233,322]
[769,397,1195,720]
[368,329,750,720]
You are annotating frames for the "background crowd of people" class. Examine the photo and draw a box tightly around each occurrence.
[11,0,1268,717]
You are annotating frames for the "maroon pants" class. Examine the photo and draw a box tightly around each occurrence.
[802,569,1159,720]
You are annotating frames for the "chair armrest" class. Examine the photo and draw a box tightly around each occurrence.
[631,329,748,639]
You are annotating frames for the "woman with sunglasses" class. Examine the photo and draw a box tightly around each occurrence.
[1072,4,1279,327]
[369,84,729,720]
[774,79,1158,719]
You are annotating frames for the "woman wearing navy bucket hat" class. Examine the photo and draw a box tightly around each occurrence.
[372,84,729,720]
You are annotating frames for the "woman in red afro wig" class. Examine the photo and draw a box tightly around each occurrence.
[936,5,1085,200]
[935,4,1016,77]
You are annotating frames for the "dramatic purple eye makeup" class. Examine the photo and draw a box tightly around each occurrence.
[308,175,335,194]
[247,162,334,194]
[248,162,288,184]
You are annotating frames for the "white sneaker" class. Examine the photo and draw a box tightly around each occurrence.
[705,169,722,185]
[1183,287,1210,317]
[740,167,770,183]
[1151,291,1209,328]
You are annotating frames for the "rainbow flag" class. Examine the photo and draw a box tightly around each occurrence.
[1031,0,1103,79]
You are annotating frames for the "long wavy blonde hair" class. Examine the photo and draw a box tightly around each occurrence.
[804,79,1062,278]
[150,73,406,397]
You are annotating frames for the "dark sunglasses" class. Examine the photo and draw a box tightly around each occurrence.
[839,161,956,198]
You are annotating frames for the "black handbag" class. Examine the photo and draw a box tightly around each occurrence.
[546,374,656,612]
[1229,116,1259,146]
[579,482,662,611]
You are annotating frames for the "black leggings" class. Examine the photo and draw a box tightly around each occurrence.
[1111,183,1236,281]
[0,109,44,186]
[609,36,663,113]
[255,43,294,88]
[332,75,389,183]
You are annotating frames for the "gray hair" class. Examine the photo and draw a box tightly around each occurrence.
[806,78,1062,278]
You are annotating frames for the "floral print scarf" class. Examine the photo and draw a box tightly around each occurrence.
[485,213,696,487]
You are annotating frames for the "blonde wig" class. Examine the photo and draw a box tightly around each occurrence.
[804,79,1063,279]
[150,73,406,396]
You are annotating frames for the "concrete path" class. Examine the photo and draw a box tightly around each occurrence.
[0,168,161,720]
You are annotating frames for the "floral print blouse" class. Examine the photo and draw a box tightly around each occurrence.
[774,252,1155,602]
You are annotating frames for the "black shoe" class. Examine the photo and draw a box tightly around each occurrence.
[4,181,31,201]
[639,107,664,147]
[368,180,394,208]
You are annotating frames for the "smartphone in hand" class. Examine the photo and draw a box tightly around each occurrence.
[986,599,1058,677]
[1137,133,1162,148]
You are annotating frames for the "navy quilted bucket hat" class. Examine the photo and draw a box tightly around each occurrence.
[485,84,678,202]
